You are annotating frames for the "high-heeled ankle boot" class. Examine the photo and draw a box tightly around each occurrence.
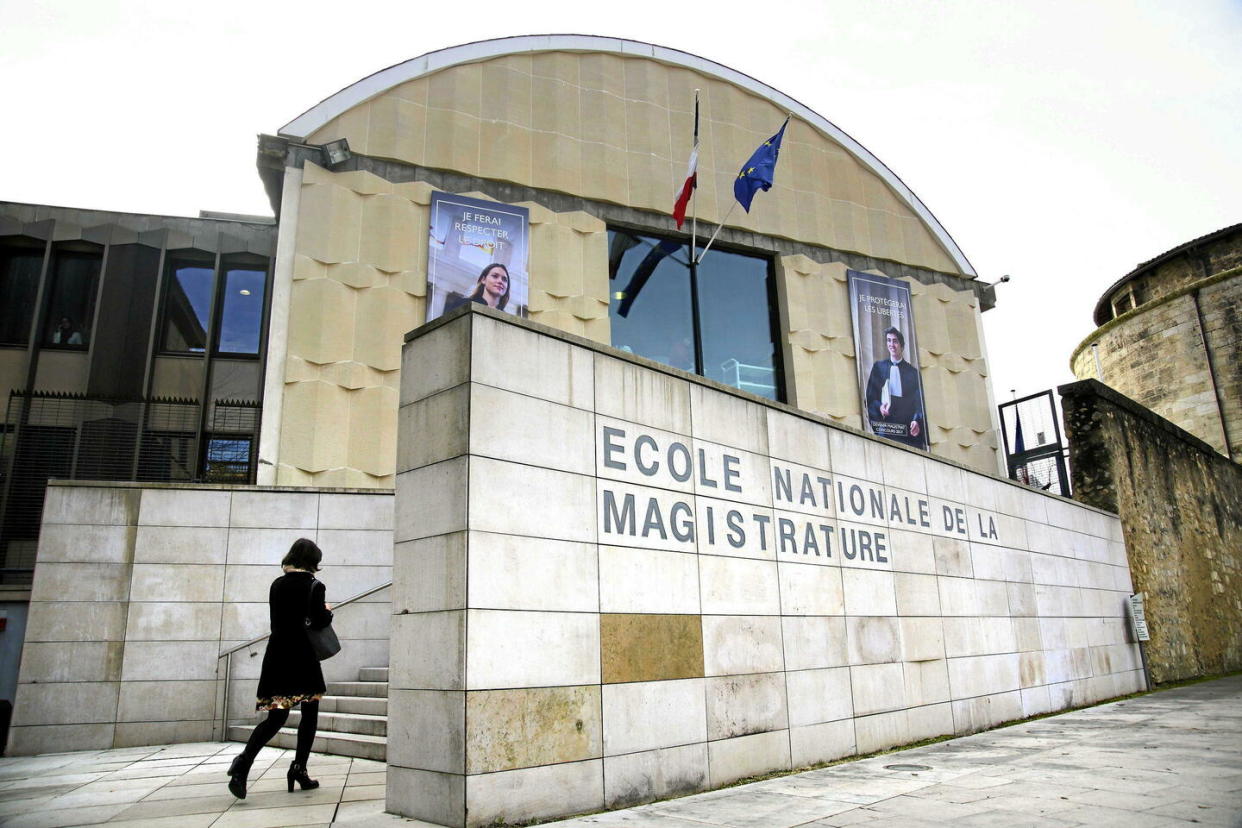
[226,754,253,799]
[287,761,319,792]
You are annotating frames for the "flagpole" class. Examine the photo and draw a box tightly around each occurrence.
[691,90,699,260]
[696,202,738,264]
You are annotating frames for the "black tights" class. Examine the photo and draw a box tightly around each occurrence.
[241,700,319,767]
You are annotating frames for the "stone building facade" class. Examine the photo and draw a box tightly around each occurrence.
[1071,222,1242,460]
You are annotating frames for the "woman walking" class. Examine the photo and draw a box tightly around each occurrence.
[227,538,333,799]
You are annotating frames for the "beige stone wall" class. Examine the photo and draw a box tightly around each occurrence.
[10,482,393,755]
[1072,272,1240,459]
[779,258,995,471]
[276,163,609,487]
[306,51,961,275]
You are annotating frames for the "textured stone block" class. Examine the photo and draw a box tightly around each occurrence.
[37,523,134,564]
[601,678,706,756]
[699,555,780,615]
[472,457,594,542]
[466,685,601,773]
[468,533,598,612]
[468,610,599,689]
[466,759,603,827]
[390,611,464,691]
[18,641,124,683]
[43,485,139,526]
[595,354,690,435]
[395,458,468,542]
[129,564,224,603]
[702,615,783,676]
[386,765,465,828]
[125,602,222,641]
[13,681,120,726]
[229,491,318,530]
[604,743,708,808]
[847,616,901,665]
[789,718,856,767]
[849,662,906,716]
[705,672,788,740]
[24,601,127,642]
[707,729,791,788]
[841,568,897,616]
[778,562,844,616]
[781,616,848,671]
[472,315,595,410]
[469,384,594,475]
[133,526,227,564]
[598,546,698,614]
[116,679,215,723]
[401,313,471,404]
[600,614,703,684]
[31,562,131,603]
[786,667,852,727]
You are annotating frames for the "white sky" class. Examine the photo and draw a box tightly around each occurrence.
[3,0,1239,410]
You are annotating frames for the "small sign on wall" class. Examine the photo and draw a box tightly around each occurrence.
[1128,592,1150,641]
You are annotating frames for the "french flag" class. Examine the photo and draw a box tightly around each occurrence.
[673,95,700,230]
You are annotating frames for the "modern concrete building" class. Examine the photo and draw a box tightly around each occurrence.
[0,34,1148,827]
[1071,221,1241,461]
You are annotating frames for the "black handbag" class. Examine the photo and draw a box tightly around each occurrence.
[305,577,341,661]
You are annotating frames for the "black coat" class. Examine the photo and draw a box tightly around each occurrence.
[255,571,333,709]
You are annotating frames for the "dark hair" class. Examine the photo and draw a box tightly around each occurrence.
[470,263,511,310]
[282,538,322,572]
[883,327,905,347]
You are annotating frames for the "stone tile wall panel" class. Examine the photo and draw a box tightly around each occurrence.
[12,484,394,755]
[387,311,1142,826]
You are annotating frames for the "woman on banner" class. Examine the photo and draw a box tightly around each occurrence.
[445,262,510,312]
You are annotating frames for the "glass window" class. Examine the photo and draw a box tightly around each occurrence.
[0,241,43,346]
[607,229,784,401]
[608,230,695,372]
[203,435,253,484]
[216,265,266,355]
[43,247,102,348]
[161,258,214,353]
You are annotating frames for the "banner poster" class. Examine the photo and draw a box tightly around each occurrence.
[847,270,930,451]
[425,191,529,322]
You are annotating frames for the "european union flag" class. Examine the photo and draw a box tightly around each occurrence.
[734,117,789,212]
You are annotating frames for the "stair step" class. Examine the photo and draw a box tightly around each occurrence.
[227,725,387,762]
[290,709,387,737]
[358,667,389,682]
[320,695,388,716]
[325,681,388,698]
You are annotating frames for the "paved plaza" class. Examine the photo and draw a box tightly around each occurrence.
[0,674,1238,828]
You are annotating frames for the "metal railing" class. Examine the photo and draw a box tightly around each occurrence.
[214,580,392,742]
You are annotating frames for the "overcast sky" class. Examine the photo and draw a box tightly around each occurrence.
[3,0,1239,411]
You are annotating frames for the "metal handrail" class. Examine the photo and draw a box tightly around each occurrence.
[215,579,392,741]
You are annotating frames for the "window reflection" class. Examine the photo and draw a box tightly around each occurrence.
[218,268,265,355]
[607,229,783,401]
[162,262,213,352]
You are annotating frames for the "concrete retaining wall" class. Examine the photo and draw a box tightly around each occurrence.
[9,482,392,755]
[388,307,1144,827]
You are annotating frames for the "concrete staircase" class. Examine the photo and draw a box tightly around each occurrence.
[229,666,389,761]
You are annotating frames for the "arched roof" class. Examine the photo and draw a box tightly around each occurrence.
[280,34,976,278]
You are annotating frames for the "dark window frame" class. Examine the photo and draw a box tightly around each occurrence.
[0,238,45,348]
[41,244,104,351]
[157,252,271,360]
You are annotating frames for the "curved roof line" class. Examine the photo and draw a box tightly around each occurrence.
[1092,220,1242,325]
[279,34,976,278]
